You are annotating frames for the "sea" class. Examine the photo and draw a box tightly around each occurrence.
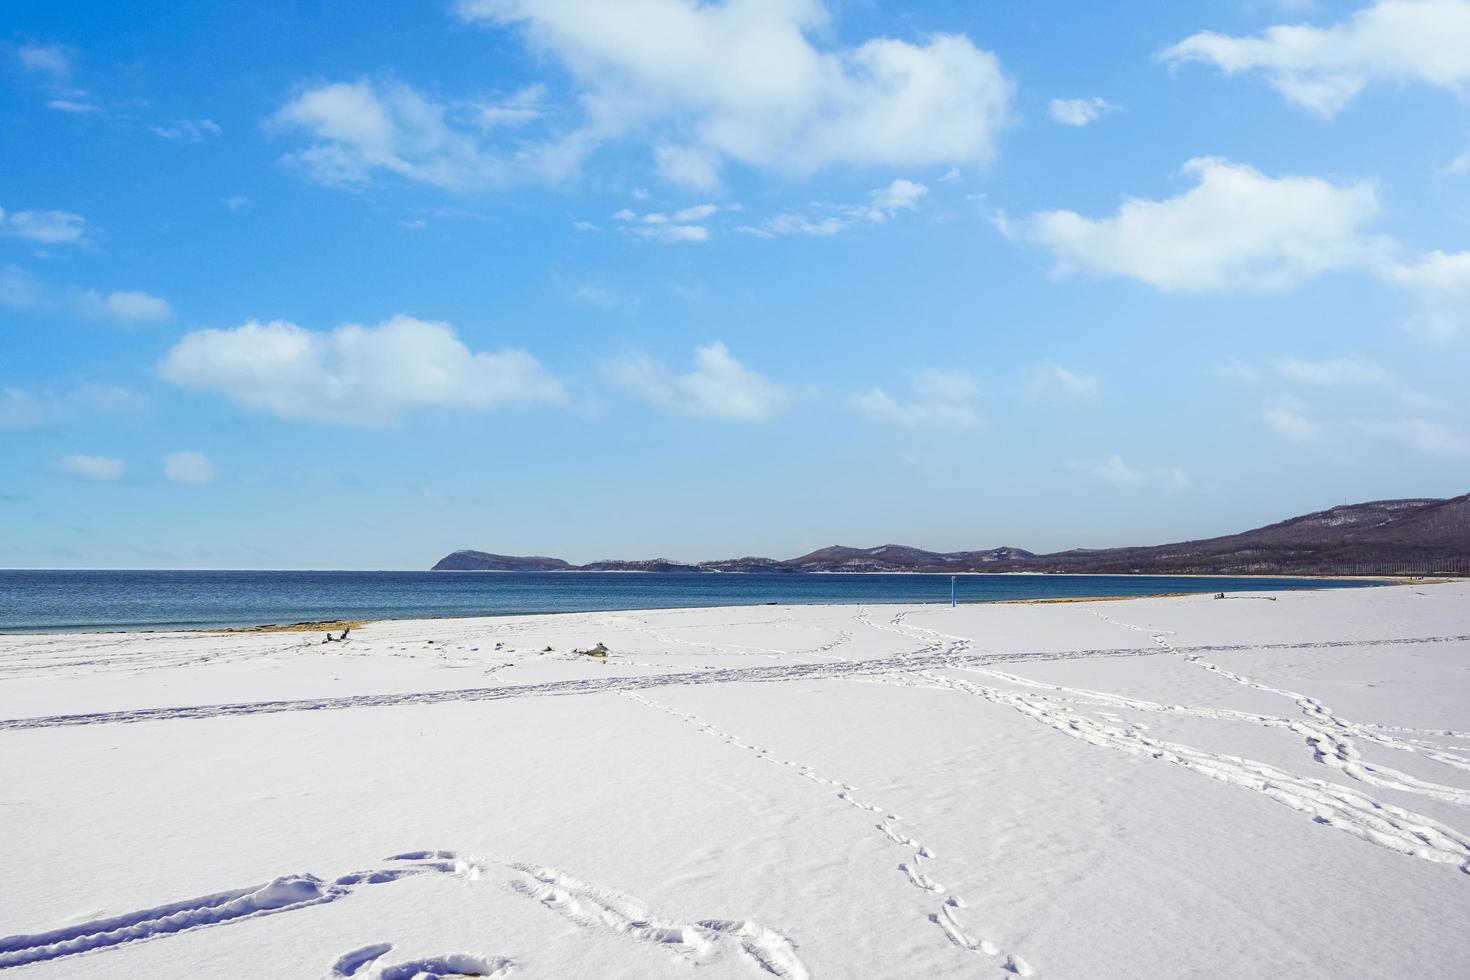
[0,569,1391,633]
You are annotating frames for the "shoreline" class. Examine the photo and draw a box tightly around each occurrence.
[2,566,1449,579]
[0,576,1424,637]
[423,568,1436,579]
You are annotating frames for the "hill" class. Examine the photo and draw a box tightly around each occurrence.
[430,494,1470,575]
[1020,495,1470,575]
[430,551,572,572]
[782,545,1036,572]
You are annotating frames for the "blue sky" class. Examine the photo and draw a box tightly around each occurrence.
[3,0,1469,569]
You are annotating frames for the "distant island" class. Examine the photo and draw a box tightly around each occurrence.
[432,494,1470,577]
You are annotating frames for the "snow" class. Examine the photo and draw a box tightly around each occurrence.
[1,582,1467,978]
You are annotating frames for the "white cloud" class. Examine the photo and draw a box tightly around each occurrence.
[672,203,718,223]
[1023,157,1380,291]
[280,1,1015,194]
[1380,250,1470,340]
[1047,96,1119,126]
[14,43,101,115]
[1216,357,1264,383]
[1357,417,1470,456]
[222,196,252,211]
[740,178,927,238]
[0,208,89,246]
[69,383,149,416]
[0,384,147,429]
[163,451,216,485]
[0,266,173,323]
[610,203,719,242]
[46,98,102,114]
[16,43,73,78]
[1265,1,1324,14]
[0,389,47,429]
[643,223,709,243]
[159,314,564,425]
[571,279,636,311]
[1271,355,1430,406]
[0,265,43,308]
[1163,0,1470,116]
[1228,355,1431,407]
[854,370,980,429]
[455,0,1012,182]
[1263,403,1322,441]
[607,341,786,420]
[866,179,928,219]
[1025,360,1100,401]
[80,290,173,323]
[270,79,521,190]
[656,143,723,190]
[150,119,222,142]
[470,84,547,127]
[742,213,850,237]
[56,454,124,481]
[1068,454,1189,490]
[1274,356,1390,388]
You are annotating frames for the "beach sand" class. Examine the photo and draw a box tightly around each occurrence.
[1,582,1467,978]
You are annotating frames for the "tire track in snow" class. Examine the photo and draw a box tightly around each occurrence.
[0,633,318,680]
[0,644,1155,731]
[2,629,1465,731]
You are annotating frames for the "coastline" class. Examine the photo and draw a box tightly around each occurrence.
[0,570,1403,635]
[428,567,1435,579]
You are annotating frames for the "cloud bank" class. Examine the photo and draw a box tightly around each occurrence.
[1163,0,1470,116]
[607,341,787,420]
[273,2,1013,190]
[1020,157,1381,291]
[159,314,564,424]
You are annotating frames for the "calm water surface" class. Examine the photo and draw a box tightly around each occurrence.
[0,569,1390,633]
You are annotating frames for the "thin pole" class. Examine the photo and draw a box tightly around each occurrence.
[951,575,957,608]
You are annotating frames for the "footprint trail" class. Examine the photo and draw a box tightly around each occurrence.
[0,849,802,978]
[623,688,1037,975]
[872,611,1470,875]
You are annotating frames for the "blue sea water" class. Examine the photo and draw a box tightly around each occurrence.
[0,569,1390,633]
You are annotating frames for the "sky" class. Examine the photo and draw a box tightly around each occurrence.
[2,0,1469,570]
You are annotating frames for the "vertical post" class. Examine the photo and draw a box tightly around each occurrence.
[951,575,957,608]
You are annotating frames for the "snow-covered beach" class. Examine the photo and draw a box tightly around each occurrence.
[2,582,1467,979]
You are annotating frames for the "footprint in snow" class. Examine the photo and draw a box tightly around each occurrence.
[330,943,514,979]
